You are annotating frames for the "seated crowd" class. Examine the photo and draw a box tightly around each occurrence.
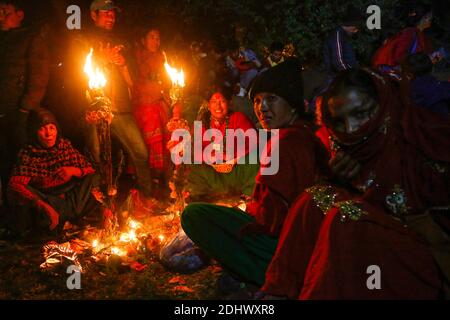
[0,0,448,299]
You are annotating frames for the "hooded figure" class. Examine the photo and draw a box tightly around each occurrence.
[261,68,450,300]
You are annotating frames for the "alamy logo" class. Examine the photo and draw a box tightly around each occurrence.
[66,5,81,30]
[169,121,280,176]
[366,265,381,290]
[66,265,81,290]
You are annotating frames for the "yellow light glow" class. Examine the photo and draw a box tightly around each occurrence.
[238,202,247,212]
[84,48,107,89]
[92,239,99,248]
[163,54,185,87]
[128,219,142,230]
[111,247,126,256]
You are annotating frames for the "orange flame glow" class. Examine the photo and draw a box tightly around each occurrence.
[163,54,185,87]
[84,48,107,89]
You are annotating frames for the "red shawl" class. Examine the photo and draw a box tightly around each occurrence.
[320,71,450,217]
[246,120,329,236]
[262,70,450,298]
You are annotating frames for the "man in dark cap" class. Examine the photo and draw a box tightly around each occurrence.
[0,0,49,207]
[323,5,364,79]
[69,0,154,200]
[7,108,103,237]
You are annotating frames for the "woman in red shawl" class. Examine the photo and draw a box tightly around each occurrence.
[372,4,442,76]
[261,68,450,299]
[133,27,172,185]
[181,59,329,289]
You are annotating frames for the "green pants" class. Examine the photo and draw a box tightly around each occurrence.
[181,203,278,286]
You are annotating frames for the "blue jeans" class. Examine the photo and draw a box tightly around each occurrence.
[85,113,153,197]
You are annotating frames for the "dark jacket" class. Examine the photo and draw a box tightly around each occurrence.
[323,27,358,77]
[0,27,49,115]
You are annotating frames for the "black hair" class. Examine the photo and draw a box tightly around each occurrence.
[405,2,432,27]
[270,41,284,52]
[0,0,25,11]
[324,69,379,106]
[198,83,234,127]
[404,53,433,77]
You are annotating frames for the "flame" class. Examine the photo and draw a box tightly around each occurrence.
[237,202,247,212]
[92,239,99,248]
[111,247,126,256]
[163,54,185,87]
[120,230,138,243]
[84,48,107,89]
[128,219,142,230]
[158,234,165,242]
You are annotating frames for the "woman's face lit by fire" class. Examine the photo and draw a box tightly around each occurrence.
[144,29,161,53]
[37,124,58,149]
[327,87,379,134]
[208,92,229,121]
[253,92,295,130]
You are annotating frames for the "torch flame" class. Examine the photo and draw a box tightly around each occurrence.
[163,53,185,87]
[84,48,107,89]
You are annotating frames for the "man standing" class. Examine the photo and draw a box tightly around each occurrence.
[75,0,153,199]
[0,0,49,206]
[323,6,364,79]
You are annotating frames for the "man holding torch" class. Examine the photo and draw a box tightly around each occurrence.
[75,0,154,203]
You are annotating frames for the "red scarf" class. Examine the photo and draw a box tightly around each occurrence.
[320,71,450,216]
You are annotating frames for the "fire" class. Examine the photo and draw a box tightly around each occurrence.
[92,239,99,248]
[119,229,138,243]
[84,48,107,89]
[158,234,165,242]
[111,246,126,256]
[128,219,142,230]
[163,54,185,87]
[237,202,247,212]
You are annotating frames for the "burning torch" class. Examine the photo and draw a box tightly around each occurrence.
[164,55,190,214]
[84,48,117,230]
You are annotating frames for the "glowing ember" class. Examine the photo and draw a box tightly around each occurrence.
[128,219,142,230]
[119,230,138,243]
[237,202,247,212]
[111,247,126,256]
[84,48,107,89]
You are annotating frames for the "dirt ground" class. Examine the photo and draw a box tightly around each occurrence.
[0,191,235,300]
[0,236,224,300]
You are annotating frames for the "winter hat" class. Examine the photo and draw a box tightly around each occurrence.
[27,108,60,145]
[340,5,365,27]
[248,58,304,112]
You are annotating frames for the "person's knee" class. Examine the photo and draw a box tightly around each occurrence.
[181,203,209,230]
